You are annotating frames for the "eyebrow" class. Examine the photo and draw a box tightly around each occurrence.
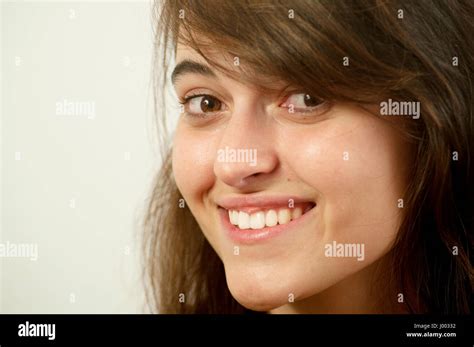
[171,59,217,85]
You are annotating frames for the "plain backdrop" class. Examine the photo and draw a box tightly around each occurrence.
[1,0,163,313]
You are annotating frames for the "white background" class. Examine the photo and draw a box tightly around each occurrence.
[1,0,161,313]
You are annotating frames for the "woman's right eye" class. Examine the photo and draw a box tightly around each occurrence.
[180,94,224,117]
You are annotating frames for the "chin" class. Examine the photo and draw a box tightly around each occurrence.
[227,282,287,312]
[223,264,298,312]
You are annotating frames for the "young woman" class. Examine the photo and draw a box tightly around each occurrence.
[143,0,473,313]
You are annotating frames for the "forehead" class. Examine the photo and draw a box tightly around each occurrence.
[174,41,290,92]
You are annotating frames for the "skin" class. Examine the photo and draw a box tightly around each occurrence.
[171,43,412,313]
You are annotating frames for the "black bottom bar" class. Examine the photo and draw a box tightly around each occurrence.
[0,314,471,346]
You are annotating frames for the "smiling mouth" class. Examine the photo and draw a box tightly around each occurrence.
[223,202,316,231]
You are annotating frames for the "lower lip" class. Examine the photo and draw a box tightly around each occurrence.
[218,206,316,244]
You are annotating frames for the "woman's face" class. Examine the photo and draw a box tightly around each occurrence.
[172,43,412,311]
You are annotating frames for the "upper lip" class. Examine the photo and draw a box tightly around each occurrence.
[215,194,315,211]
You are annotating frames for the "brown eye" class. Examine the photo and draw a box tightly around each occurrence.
[303,94,322,107]
[281,92,325,113]
[184,94,223,115]
[200,95,222,112]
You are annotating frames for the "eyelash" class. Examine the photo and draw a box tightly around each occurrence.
[179,93,210,105]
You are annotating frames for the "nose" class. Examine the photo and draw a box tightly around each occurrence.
[213,104,278,188]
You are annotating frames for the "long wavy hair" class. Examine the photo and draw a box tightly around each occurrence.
[143,0,473,313]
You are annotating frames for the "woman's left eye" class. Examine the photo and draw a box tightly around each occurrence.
[280,93,325,113]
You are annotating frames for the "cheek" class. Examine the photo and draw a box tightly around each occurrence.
[172,123,227,259]
[281,114,409,260]
[172,124,216,205]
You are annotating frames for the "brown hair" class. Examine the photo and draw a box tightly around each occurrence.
[143,0,473,313]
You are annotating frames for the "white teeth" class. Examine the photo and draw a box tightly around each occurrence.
[265,210,278,227]
[230,210,239,225]
[292,207,302,219]
[228,206,310,230]
[278,209,291,225]
[250,211,265,229]
[238,211,250,229]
